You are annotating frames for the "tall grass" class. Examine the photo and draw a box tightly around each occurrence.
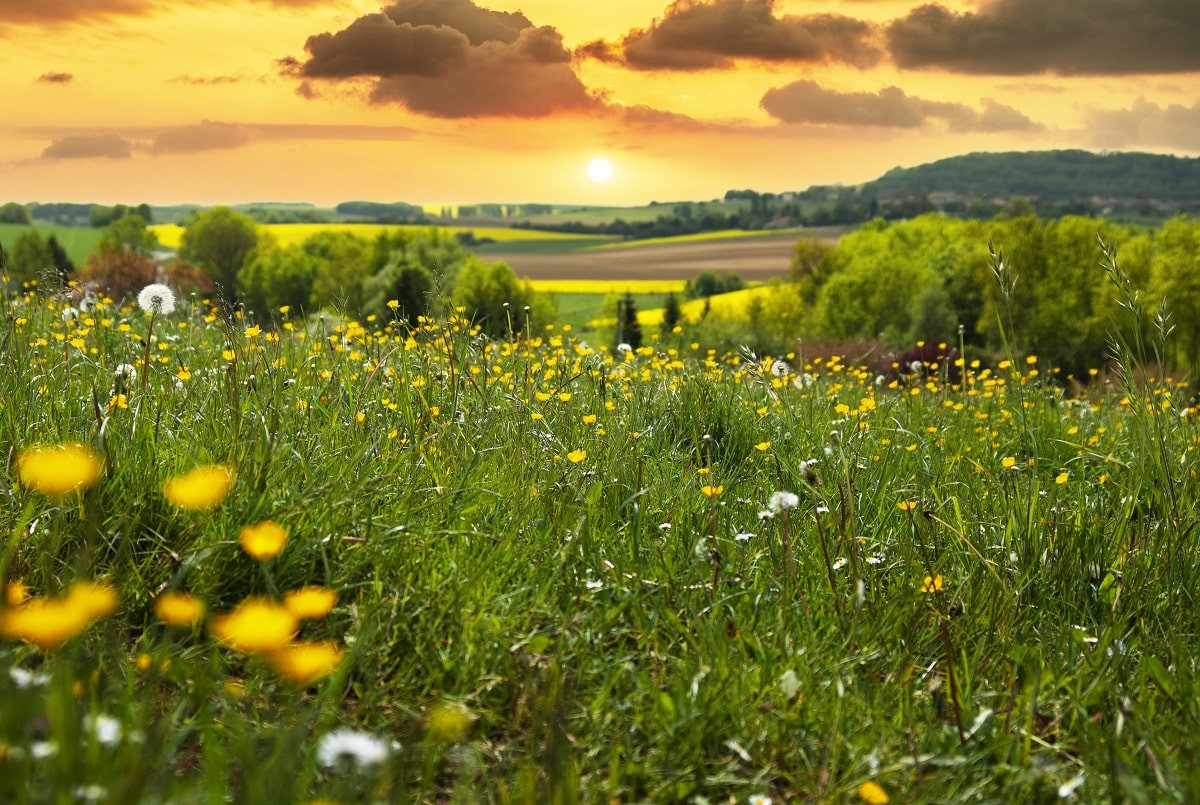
[2,260,1199,802]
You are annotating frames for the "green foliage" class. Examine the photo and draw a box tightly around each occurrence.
[362,258,435,326]
[684,270,744,300]
[451,257,549,337]
[7,230,57,287]
[179,207,259,301]
[615,292,642,350]
[0,202,32,225]
[97,214,159,259]
[238,245,321,316]
[661,291,682,335]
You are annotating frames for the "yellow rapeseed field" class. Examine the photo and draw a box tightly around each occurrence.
[148,223,587,251]
[529,280,687,295]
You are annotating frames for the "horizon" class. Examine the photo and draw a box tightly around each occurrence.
[3,1,1199,207]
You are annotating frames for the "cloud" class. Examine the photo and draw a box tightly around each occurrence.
[41,133,134,159]
[580,0,882,71]
[37,72,74,83]
[170,73,253,86]
[288,0,599,118]
[149,122,254,154]
[887,0,1200,75]
[0,0,334,29]
[1086,97,1200,151]
[760,80,1040,132]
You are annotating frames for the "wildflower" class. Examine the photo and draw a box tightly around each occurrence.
[921,574,944,594]
[1001,456,1017,469]
[832,557,848,571]
[6,581,28,606]
[858,780,890,804]
[244,325,262,339]
[210,598,298,653]
[898,500,917,513]
[754,441,771,452]
[426,701,476,743]
[137,283,176,316]
[239,520,288,560]
[9,666,50,688]
[566,449,587,464]
[700,484,724,498]
[749,795,774,805]
[266,641,344,685]
[114,363,137,383]
[1055,472,1069,485]
[770,359,790,377]
[0,581,118,650]
[153,592,205,627]
[163,465,234,509]
[17,443,102,496]
[316,729,393,769]
[768,491,799,513]
[283,586,337,619]
[83,713,127,746]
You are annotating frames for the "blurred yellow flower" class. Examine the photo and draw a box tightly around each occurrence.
[210,598,298,653]
[1055,472,1069,485]
[283,586,337,619]
[153,592,206,627]
[1001,456,1017,469]
[244,325,262,339]
[17,443,102,497]
[754,441,771,452]
[0,581,118,651]
[426,701,476,743]
[267,641,343,685]
[163,465,234,510]
[858,780,890,804]
[566,449,587,464]
[921,574,944,594]
[239,521,287,560]
[898,500,917,512]
[700,484,724,498]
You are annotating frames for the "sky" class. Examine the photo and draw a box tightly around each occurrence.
[2,0,1199,207]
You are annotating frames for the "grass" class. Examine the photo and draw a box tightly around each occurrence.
[0,224,103,267]
[3,271,1200,802]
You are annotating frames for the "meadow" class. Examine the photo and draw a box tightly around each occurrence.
[3,255,1200,804]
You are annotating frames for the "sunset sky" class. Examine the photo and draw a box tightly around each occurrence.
[3,0,1198,207]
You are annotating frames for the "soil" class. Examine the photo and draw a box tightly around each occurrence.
[485,233,812,281]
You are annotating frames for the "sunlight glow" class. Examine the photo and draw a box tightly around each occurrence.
[587,158,614,183]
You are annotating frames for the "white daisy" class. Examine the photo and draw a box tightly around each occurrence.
[316,729,393,769]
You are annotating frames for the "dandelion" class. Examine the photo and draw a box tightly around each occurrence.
[769,491,799,513]
[17,443,102,496]
[239,520,288,560]
[0,581,118,651]
[210,598,298,654]
[137,283,176,316]
[113,363,138,383]
[858,780,890,804]
[163,465,234,510]
[566,449,587,464]
[700,484,724,498]
[426,701,476,743]
[283,586,338,619]
[316,729,393,769]
[266,641,344,685]
[921,574,944,594]
[1001,456,1017,469]
[153,592,205,627]
[770,359,790,377]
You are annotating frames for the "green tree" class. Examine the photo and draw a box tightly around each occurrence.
[0,202,31,224]
[80,214,161,298]
[1150,217,1200,375]
[362,259,435,326]
[451,257,542,337]
[98,213,159,258]
[179,207,259,301]
[661,292,683,335]
[45,235,74,281]
[616,292,643,350]
[303,231,372,314]
[8,230,56,287]
[238,246,320,316]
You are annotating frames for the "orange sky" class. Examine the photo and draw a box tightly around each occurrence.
[2,0,1198,206]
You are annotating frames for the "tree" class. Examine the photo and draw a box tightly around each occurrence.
[79,214,161,298]
[451,257,543,337]
[8,231,56,287]
[179,207,258,301]
[0,202,31,224]
[238,246,320,316]
[616,292,643,350]
[98,214,159,258]
[303,231,372,314]
[661,292,682,335]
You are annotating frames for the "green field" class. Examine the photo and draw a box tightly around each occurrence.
[0,223,103,267]
[2,278,1198,801]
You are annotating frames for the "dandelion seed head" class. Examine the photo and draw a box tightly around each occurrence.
[137,283,176,316]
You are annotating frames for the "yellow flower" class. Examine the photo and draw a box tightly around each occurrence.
[1025,355,1038,365]
[566,449,587,464]
[6,580,29,607]
[0,581,118,651]
[858,780,890,804]
[1001,456,1016,469]
[210,598,298,653]
[239,520,287,560]
[582,414,597,426]
[835,403,851,415]
[921,574,944,594]
[1055,472,1069,485]
[897,500,917,512]
[163,465,234,510]
[266,641,344,685]
[283,586,337,619]
[153,592,206,627]
[700,484,724,498]
[754,441,771,452]
[17,443,102,496]
[426,701,475,743]
[244,325,262,339]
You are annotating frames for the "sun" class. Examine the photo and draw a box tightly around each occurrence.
[587,157,614,183]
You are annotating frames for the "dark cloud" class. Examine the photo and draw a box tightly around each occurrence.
[887,0,1200,75]
[289,0,599,118]
[579,0,882,71]
[37,72,74,83]
[41,133,134,159]
[1087,97,1200,151]
[760,80,1040,132]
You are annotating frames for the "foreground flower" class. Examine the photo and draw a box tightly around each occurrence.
[17,444,102,497]
[283,586,337,619]
[210,598,298,653]
[239,520,288,560]
[163,465,234,510]
[921,574,944,594]
[566,449,587,464]
[0,581,118,650]
[137,283,176,316]
[153,592,206,627]
[858,780,890,804]
[768,490,799,513]
[700,484,724,498]
[267,641,344,685]
[316,729,393,769]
